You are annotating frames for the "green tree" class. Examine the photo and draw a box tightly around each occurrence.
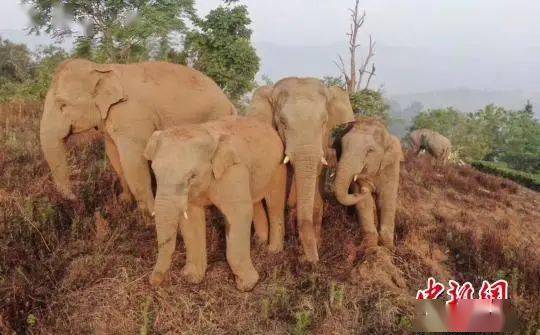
[350,89,390,122]
[322,76,345,88]
[499,102,540,172]
[184,4,259,101]
[467,104,509,160]
[0,38,33,83]
[410,107,464,139]
[0,38,34,101]
[27,46,69,99]
[24,0,195,63]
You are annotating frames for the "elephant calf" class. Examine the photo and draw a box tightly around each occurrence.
[409,128,451,163]
[333,118,404,252]
[144,117,286,291]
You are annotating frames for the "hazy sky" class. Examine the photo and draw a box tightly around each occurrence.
[1,0,540,94]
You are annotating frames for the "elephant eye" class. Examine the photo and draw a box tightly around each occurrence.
[367,147,375,154]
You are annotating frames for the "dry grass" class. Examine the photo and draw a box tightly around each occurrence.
[1,104,539,334]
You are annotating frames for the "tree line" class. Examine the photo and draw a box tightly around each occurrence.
[1,0,258,102]
[410,104,540,174]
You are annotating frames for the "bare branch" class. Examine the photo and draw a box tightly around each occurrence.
[334,0,375,93]
[364,63,376,90]
[356,35,375,91]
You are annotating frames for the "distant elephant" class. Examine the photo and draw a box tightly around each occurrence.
[143,117,286,291]
[247,80,354,262]
[333,117,404,251]
[40,59,235,214]
[409,128,451,163]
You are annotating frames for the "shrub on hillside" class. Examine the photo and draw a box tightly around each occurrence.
[471,161,540,191]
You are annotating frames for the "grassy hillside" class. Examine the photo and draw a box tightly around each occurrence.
[1,103,539,334]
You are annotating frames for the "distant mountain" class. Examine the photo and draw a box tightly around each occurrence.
[254,40,540,95]
[390,88,540,115]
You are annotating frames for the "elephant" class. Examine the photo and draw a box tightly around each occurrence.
[40,59,235,214]
[333,117,404,251]
[143,117,286,291]
[247,79,354,262]
[409,128,451,163]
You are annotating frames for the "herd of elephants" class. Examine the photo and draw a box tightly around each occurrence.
[39,59,452,291]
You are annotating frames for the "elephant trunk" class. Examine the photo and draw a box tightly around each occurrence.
[40,92,74,199]
[154,192,186,225]
[293,148,320,263]
[152,191,186,274]
[334,155,362,206]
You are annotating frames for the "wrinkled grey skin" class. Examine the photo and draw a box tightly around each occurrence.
[409,128,451,163]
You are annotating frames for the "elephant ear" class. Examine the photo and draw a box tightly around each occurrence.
[327,86,355,130]
[144,131,163,161]
[247,85,275,127]
[92,65,126,119]
[381,135,404,170]
[211,135,239,180]
[331,121,356,160]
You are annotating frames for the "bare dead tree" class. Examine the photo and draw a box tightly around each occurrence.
[335,0,376,92]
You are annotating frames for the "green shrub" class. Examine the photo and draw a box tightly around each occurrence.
[471,161,540,191]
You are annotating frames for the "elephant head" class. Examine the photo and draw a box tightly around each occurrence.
[40,59,126,199]
[334,118,403,206]
[250,78,336,262]
[144,127,236,225]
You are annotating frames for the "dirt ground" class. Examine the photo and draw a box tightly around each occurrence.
[1,103,539,334]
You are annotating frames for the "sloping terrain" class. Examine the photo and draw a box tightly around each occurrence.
[1,104,539,334]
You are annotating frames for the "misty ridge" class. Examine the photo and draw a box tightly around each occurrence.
[256,40,540,113]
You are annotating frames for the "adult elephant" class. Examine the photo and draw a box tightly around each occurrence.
[247,79,354,262]
[409,128,451,163]
[40,59,235,214]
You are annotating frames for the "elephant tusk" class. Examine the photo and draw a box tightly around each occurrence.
[321,157,328,166]
[353,174,358,182]
[183,211,189,220]
[283,155,290,164]
[151,211,155,217]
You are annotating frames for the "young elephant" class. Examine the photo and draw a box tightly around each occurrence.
[144,117,286,291]
[333,118,404,251]
[409,128,451,163]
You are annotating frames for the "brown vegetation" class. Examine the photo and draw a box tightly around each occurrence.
[1,104,539,334]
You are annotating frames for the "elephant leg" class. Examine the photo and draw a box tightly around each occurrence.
[210,165,259,291]
[377,183,398,251]
[104,135,132,203]
[114,137,155,215]
[265,164,286,253]
[287,174,297,208]
[314,184,323,246]
[252,201,269,244]
[352,183,378,250]
[179,205,207,284]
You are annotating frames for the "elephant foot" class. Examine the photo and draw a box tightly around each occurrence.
[360,232,379,252]
[118,191,133,204]
[181,263,205,284]
[235,268,260,292]
[268,240,284,253]
[379,233,395,252]
[149,269,168,287]
[299,251,320,264]
[255,235,268,247]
